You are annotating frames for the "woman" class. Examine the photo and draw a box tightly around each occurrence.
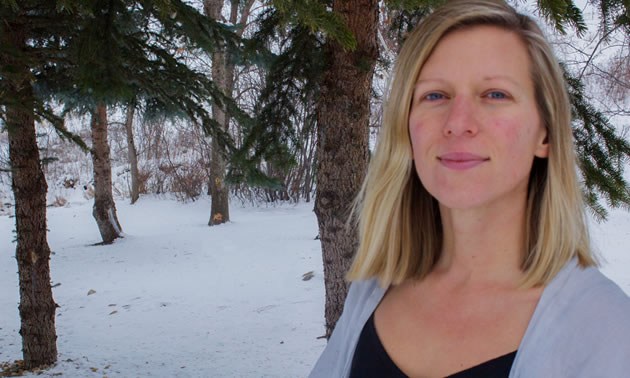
[309,0,630,377]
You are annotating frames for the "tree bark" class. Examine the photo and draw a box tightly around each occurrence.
[3,22,58,368]
[124,103,140,204]
[314,0,379,338]
[91,104,123,243]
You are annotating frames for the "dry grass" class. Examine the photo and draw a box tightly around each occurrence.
[50,196,68,207]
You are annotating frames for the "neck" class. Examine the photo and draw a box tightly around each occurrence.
[434,197,528,288]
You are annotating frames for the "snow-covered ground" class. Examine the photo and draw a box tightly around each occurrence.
[1,196,327,377]
[1,194,630,377]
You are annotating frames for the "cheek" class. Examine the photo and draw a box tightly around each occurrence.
[494,118,539,178]
[497,121,521,147]
[408,119,424,154]
[408,114,437,153]
[495,117,536,151]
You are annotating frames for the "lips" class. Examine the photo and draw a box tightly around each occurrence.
[438,152,489,171]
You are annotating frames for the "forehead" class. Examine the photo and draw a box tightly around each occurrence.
[418,25,532,82]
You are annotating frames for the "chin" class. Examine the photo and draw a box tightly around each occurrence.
[428,190,492,211]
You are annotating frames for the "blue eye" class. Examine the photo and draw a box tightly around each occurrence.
[487,91,506,99]
[425,93,445,101]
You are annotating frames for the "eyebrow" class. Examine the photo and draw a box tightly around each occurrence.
[415,78,448,86]
[481,75,521,86]
[414,75,522,88]
[413,78,447,91]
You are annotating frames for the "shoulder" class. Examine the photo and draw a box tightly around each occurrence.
[556,263,630,330]
[557,264,630,375]
[344,278,385,315]
[309,279,386,378]
[514,261,630,377]
[560,265,630,360]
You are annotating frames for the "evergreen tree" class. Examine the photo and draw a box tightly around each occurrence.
[313,0,378,339]
[227,11,323,189]
[253,0,630,337]
[0,0,84,368]
[248,0,378,337]
[0,0,265,367]
[50,0,264,241]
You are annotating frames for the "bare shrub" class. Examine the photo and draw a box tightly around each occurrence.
[137,169,150,194]
[602,52,630,103]
[170,162,206,202]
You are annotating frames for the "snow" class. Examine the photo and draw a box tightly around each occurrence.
[589,208,630,295]
[1,194,630,377]
[0,196,327,377]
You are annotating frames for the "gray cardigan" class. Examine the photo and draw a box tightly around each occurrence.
[309,259,630,377]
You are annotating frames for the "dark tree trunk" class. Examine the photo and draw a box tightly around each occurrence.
[91,104,123,243]
[314,0,379,338]
[3,22,58,368]
[124,103,140,204]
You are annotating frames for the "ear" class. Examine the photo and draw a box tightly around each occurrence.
[534,127,549,158]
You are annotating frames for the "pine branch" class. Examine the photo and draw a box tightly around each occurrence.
[271,0,357,50]
[536,0,587,36]
[566,68,630,220]
[34,103,90,152]
[228,20,320,188]
[599,0,630,36]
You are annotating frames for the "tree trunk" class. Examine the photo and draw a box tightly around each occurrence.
[205,0,231,226]
[203,0,254,225]
[314,0,379,338]
[209,136,230,225]
[3,22,58,368]
[124,103,140,204]
[91,104,123,243]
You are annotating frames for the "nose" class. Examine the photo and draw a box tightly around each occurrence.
[443,96,479,137]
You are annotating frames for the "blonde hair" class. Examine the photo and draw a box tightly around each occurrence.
[347,0,597,288]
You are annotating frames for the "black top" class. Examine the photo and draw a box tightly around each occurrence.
[349,313,517,378]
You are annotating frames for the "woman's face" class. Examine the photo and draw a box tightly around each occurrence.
[408,25,548,211]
